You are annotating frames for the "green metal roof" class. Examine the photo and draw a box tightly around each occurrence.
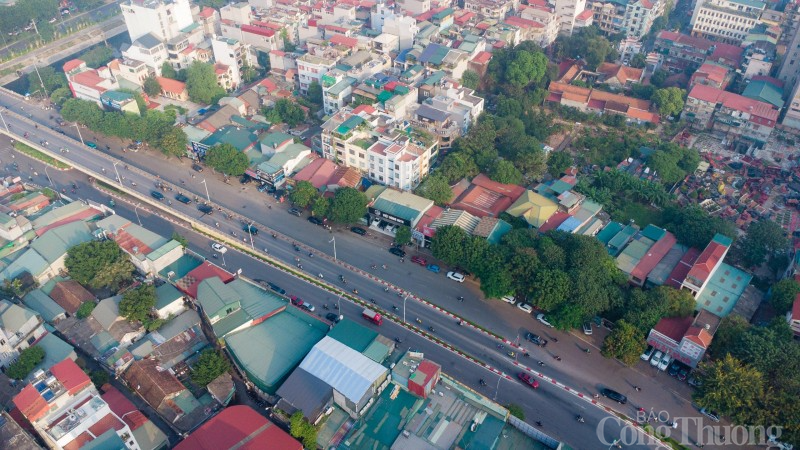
[155,283,184,310]
[327,318,378,352]
[641,224,666,241]
[211,308,248,337]
[228,279,286,321]
[608,225,638,256]
[202,125,259,152]
[742,80,784,108]
[328,76,357,96]
[30,221,93,265]
[147,239,181,263]
[712,233,733,247]
[225,307,328,394]
[197,277,241,321]
[335,115,365,135]
[377,90,393,103]
[696,263,751,317]
[23,289,65,323]
[371,198,422,222]
[0,248,49,280]
[259,132,294,149]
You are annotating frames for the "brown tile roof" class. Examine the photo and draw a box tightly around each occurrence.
[156,77,186,95]
[597,63,644,84]
[50,280,94,315]
[123,359,185,409]
[329,166,361,188]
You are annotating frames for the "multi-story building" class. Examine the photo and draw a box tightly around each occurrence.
[654,30,743,73]
[109,58,151,87]
[0,300,46,370]
[13,358,146,450]
[220,2,251,25]
[395,0,431,16]
[684,84,778,147]
[63,60,120,106]
[590,0,627,35]
[122,33,168,76]
[321,69,357,115]
[120,0,193,42]
[211,37,255,91]
[518,3,560,47]
[382,14,420,50]
[165,27,209,70]
[464,0,516,20]
[776,1,800,89]
[296,52,337,93]
[555,0,592,35]
[368,133,436,190]
[690,0,766,45]
[622,0,663,38]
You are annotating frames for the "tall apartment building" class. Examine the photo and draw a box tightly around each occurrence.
[689,0,766,45]
[623,0,663,38]
[395,0,431,16]
[121,0,193,42]
[12,359,146,450]
[555,0,591,35]
[211,37,255,91]
[590,0,627,35]
[464,0,517,20]
[297,53,337,94]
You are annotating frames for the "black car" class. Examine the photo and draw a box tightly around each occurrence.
[389,247,406,257]
[668,361,681,377]
[243,224,259,235]
[239,174,252,184]
[266,282,285,295]
[198,204,213,214]
[150,191,165,200]
[308,216,323,226]
[325,313,341,323]
[601,388,627,404]
[350,227,367,236]
[175,194,192,204]
[525,332,543,345]
[191,163,204,172]
[288,208,302,217]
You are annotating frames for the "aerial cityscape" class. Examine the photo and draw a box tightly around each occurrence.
[0,0,797,448]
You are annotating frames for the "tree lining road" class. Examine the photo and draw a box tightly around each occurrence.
[0,137,662,449]
[0,91,711,447]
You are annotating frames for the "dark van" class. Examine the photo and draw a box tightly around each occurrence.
[600,388,627,404]
[175,194,192,204]
[151,191,165,200]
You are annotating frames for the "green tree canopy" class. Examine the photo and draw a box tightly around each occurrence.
[461,70,480,90]
[651,87,686,116]
[204,143,250,176]
[78,45,114,69]
[630,53,647,68]
[504,49,548,87]
[307,81,323,105]
[329,188,368,223]
[546,151,573,177]
[289,181,319,208]
[662,205,736,250]
[186,61,226,105]
[601,320,646,366]
[650,69,668,88]
[431,225,468,266]
[65,241,134,290]
[119,284,156,323]
[311,196,330,219]
[693,354,764,424]
[263,99,306,127]
[143,75,162,97]
[554,26,615,70]
[158,127,188,157]
[735,219,789,267]
[190,349,231,387]
[394,226,412,246]
[769,279,800,314]
[161,62,180,80]
[27,66,67,96]
[415,174,453,205]
[439,152,479,183]
[489,159,523,185]
[6,346,45,380]
[289,411,318,449]
[76,302,96,319]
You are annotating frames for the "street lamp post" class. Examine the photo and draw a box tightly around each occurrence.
[133,203,142,226]
[112,161,123,188]
[73,123,85,145]
[0,109,10,133]
[329,236,337,260]
[246,221,255,250]
[201,178,211,203]
[402,293,409,324]
[494,374,502,401]
[43,166,54,189]
[337,293,342,317]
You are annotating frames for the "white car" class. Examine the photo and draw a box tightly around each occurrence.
[658,354,671,371]
[650,350,663,368]
[446,272,465,282]
[517,303,533,313]
[211,242,227,253]
[501,295,516,305]
[536,313,553,328]
[641,346,654,361]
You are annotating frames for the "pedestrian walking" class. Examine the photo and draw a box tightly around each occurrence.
[634,386,641,392]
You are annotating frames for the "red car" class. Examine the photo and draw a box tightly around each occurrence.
[289,295,304,307]
[411,256,427,266]
[518,372,539,389]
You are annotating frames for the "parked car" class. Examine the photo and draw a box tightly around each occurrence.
[325,313,342,323]
[389,247,406,257]
[150,191,164,200]
[350,227,367,236]
[257,183,270,192]
[501,295,516,305]
[308,216,323,225]
[699,408,720,422]
[191,163,203,172]
[668,360,681,377]
[688,376,702,387]
[658,354,672,371]
[211,243,227,253]
[601,388,627,404]
[198,204,213,214]
[517,303,533,313]
[525,332,544,345]
[536,313,553,328]
[86,141,97,148]
[175,194,192,204]
[289,295,304,307]
[302,303,315,312]
[640,345,654,361]
[582,322,592,335]
[243,224,258,235]
[426,264,440,273]
[677,366,689,382]
[266,282,285,295]
[411,256,427,266]
[518,372,539,389]
[239,174,252,184]
[288,208,302,217]
[446,271,465,282]
[650,351,664,368]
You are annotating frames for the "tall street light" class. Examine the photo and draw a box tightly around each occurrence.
[0,108,10,133]
[112,161,123,188]
[73,123,85,145]
[402,293,409,324]
[246,221,255,250]
[43,166,54,189]
[133,203,143,226]
[200,178,211,203]
[329,236,337,260]
[494,374,503,401]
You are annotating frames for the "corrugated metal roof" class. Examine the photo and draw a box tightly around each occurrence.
[22,290,65,323]
[299,336,388,404]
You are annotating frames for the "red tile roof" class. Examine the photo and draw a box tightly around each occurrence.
[793,295,800,322]
[471,51,492,65]
[71,71,109,93]
[653,316,693,342]
[242,24,275,38]
[450,173,526,218]
[504,16,543,28]
[688,85,778,122]
[666,247,701,289]
[258,78,278,93]
[537,211,570,232]
[199,6,215,18]
[51,358,92,395]
[352,104,376,115]
[102,385,149,431]
[50,280,94,315]
[691,63,729,86]
[686,240,728,286]
[657,31,714,52]
[683,326,713,348]
[330,34,358,48]
[174,405,302,450]
[87,413,126,437]
[176,262,235,299]
[63,432,93,450]
[13,385,49,422]
[575,9,593,20]
[63,59,85,73]
[292,157,338,189]
[709,43,744,67]
[630,232,677,282]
